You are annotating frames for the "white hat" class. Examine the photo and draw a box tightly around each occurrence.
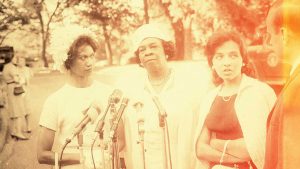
[131,23,173,53]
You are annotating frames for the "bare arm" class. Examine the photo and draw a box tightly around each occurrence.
[195,126,244,163]
[210,138,251,161]
[37,126,80,166]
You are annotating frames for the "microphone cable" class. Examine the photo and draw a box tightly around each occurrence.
[58,139,71,169]
[91,103,111,169]
[164,118,173,169]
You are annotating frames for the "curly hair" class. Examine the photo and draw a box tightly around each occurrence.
[205,31,254,85]
[64,35,98,70]
[134,40,175,65]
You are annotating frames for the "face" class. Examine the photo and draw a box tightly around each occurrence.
[212,41,243,83]
[70,44,95,77]
[265,10,284,64]
[137,38,168,68]
[18,57,26,67]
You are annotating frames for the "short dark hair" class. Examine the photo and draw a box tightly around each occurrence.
[65,35,98,70]
[268,0,300,36]
[205,31,254,85]
[134,40,175,65]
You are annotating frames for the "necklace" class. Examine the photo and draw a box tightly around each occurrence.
[222,95,232,102]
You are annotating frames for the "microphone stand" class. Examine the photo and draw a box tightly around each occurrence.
[93,92,120,169]
[110,98,129,169]
[134,102,146,169]
[152,96,172,169]
[92,103,110,169]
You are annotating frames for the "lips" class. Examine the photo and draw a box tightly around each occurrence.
[143,57,156,63]
[85,67,92,72]
[223,69,232,72]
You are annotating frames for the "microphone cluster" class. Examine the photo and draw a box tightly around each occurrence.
[66,89,129,143]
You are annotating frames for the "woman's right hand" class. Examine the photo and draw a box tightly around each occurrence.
[37,126,80,166]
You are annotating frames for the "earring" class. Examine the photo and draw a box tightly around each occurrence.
[242,63,245,66]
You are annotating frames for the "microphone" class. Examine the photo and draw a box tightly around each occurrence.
[134,101,146,169]
[66,107,99,142]
[109,89,122,104]
[152,96,167,127]
[134,102,145,142]
[94,89,123,133]
[110,97,129,138]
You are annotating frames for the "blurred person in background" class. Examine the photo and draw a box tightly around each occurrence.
[17,54,34,133]
[37,30,112,169]
[264,0,300,169]
[2,55,28,140]
[119,23,210,169]
[195,31,276,169]
[0,74,9,151]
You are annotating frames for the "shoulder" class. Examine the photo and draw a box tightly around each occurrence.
[44,85,69,104]
[93,81,113,92]
[241,75,275,95]
[238,76,277,108]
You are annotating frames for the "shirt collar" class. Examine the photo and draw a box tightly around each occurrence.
[144,69,174,96]
[290,58,300,76]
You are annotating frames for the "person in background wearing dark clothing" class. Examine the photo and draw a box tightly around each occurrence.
[264,1,300,169]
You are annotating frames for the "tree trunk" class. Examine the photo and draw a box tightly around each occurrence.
[36,8,49,67]
[171,20,184,60]
[183,16,193,60]
[160,2,184,60]
[103,25,113,65]
[42,37,48,67]
[143,0,149,23]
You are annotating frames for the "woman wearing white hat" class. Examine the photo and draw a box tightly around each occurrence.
[119,23,210,169]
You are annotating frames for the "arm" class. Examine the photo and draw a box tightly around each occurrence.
[37,126,80,166]
[195,125,244,163]
[210,138,251,161]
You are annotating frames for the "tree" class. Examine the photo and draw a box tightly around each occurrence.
[214,0,272,44]
[67,0,142,65]
[0,0,30,45]
[30,0,67,67]
[148,0,272,60]
[149,0,216,60]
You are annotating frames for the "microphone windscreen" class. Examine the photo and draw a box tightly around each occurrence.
[86,107,99,124]
[111,89,123,104]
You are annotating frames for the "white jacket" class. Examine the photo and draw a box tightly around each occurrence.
[194,75,277,169]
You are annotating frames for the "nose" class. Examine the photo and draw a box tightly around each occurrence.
[143,47,153,56]
[222,56,231,66]
[85,57,95,67]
